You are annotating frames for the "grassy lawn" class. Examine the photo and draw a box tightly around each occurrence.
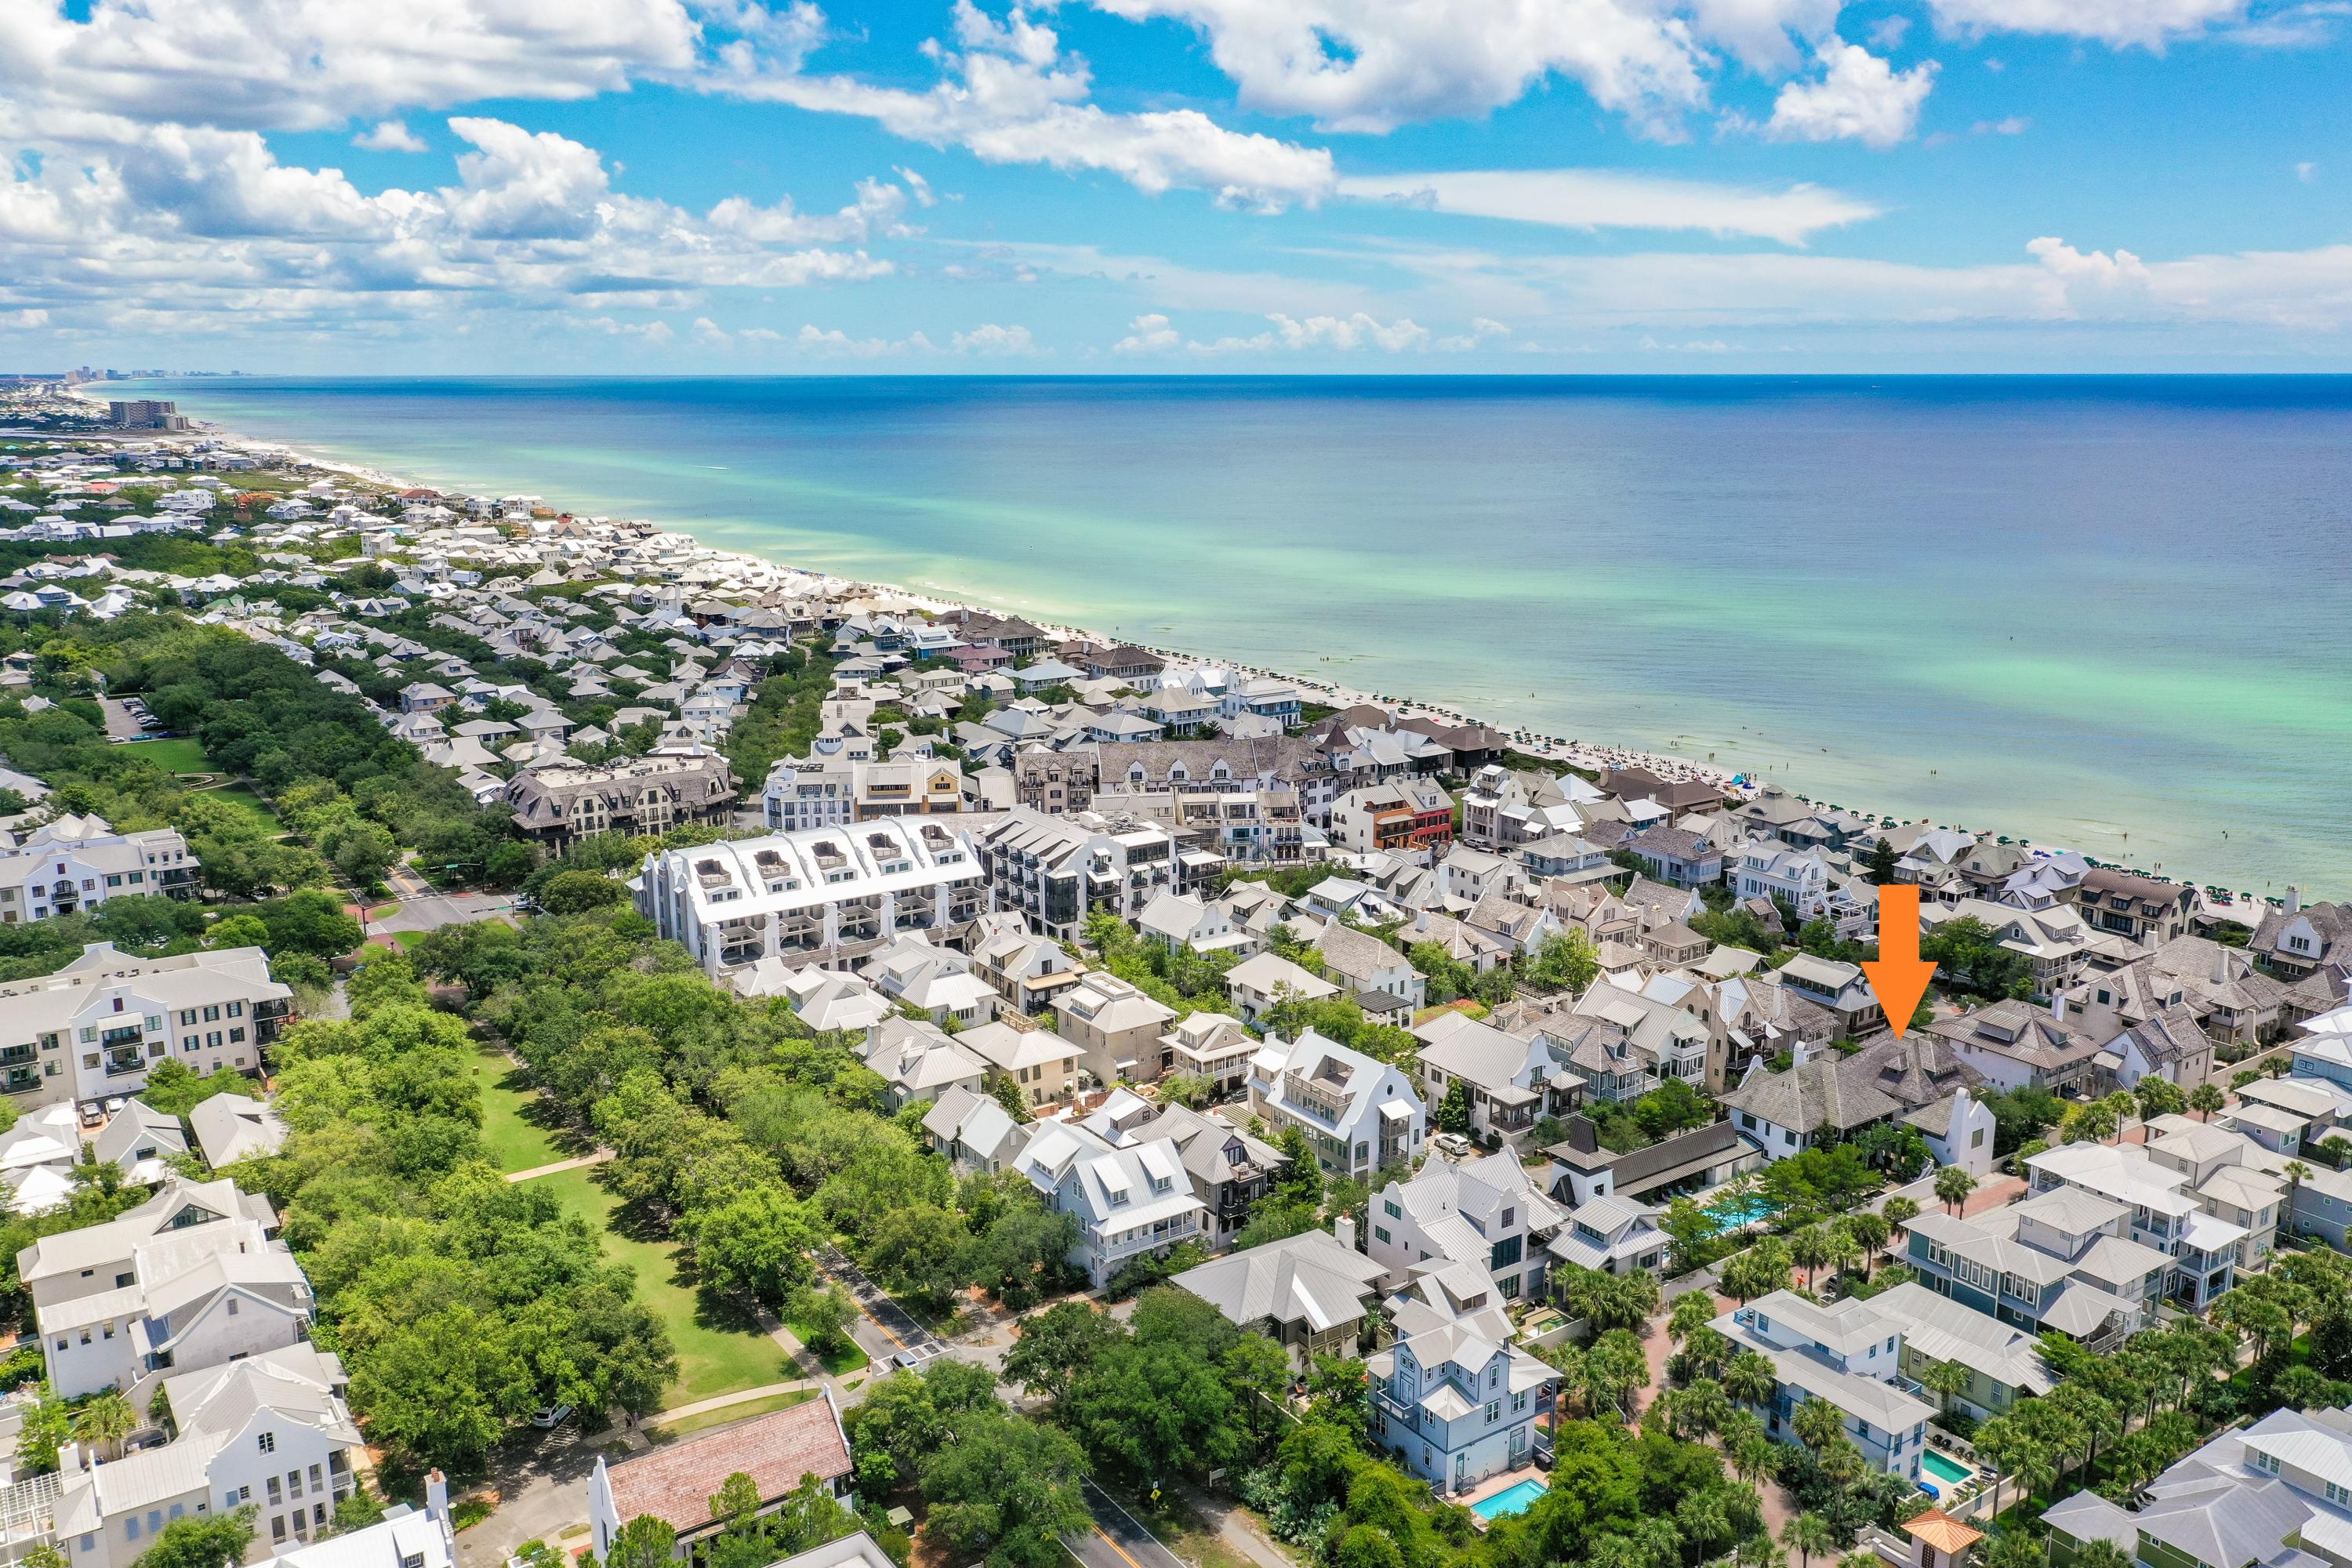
[644,1388,817,1444]
[782,1310,869,1376]
[470,1049,579,1174]
[525,1163,792,1407]
[389,929,428,950]
[120,736,212,772]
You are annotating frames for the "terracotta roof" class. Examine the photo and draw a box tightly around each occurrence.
[604,1396,850,1534]
[1904,1510,1984,1555]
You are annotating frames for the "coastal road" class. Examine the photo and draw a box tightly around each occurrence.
[1068,1481,1186,1568]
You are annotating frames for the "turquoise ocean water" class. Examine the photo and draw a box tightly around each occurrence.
[123,376,2352,898]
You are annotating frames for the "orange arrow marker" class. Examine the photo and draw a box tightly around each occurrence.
[1862,882,1938,1039]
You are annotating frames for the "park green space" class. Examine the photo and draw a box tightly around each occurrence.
[119,736,213,772]
[524,1162,791,1407]
[472,1048,573,1173]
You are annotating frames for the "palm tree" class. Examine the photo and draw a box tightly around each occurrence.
[1842,1211,1891,1276]
[1973,1417,2027,1516]
[1791,1395,1846,1451]
[2072,1541,2131,1568]
[1983,1532,2049,1568]
[1817,1437,1866,1487]
[1681,1377,1733,1436]
[2103,1089,2139,1145]
[1790,1225,1833,1291]
[2189,1082,2227,1122]
[1784,1514,1834,1568]
[2135,1077,2187,1124]
[1733,1431,1780,1486]
[2286,1160,2314,1207]
[1922,1358,1971,1417]
[1826,1229,1864,1287]
[1885,1195,1922,1231]
[1683,1323,1733,1379]
[71,1390,136,1461]
[1725,1350,1778,1411]
[1934,1164,1977,1216]
[1670,1289,1718,1343]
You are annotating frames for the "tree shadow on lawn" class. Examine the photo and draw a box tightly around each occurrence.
[499,1063,593,1157]
[604,1195,765,1334]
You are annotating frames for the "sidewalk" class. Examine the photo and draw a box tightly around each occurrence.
[1170,1477,1296,1568]
[505,1149,612,1184]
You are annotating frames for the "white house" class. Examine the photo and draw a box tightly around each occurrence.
[1367,1147,1564,1303]
[49,1345,364,1567]
[1013,1119,1209,1287]
[1410,1014,1565,1145]
[1247,1029,1428,1178]
[1224,951,1338,1025]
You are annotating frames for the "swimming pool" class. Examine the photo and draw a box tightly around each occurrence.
[1702,1194,1784,1235]
[1921,1450,1972,1486]
[1472,1481,1548,1521]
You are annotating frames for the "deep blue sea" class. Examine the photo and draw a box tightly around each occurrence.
[125,375,2352,898]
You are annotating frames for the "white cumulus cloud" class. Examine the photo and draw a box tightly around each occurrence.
[1113,313,1181,352]
[1923,0,2249,47]
[710,2,1335,211]
[1189,312,1431,354]
[953,321,1039,355]
[353,120,428,153]
[1763,43,1937,148]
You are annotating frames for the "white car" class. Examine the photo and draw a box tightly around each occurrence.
[528,1403,574,1429]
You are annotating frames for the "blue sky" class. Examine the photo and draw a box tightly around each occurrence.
[3,0,2349,370]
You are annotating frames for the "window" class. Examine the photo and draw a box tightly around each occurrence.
[1485,1400,1501,1423]
[1374,1226,1392,1245]
[125,1518,140,1542]
[258,1431,276,1454]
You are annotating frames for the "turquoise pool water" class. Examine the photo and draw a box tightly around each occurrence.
[1702,1195,1784,1235]
[1921,1450,1971,1486]
[1472,1481,1548,1521]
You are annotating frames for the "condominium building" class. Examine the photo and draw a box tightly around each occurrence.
[637,819,984,975]
[762,753,966,831]
[972,807,1202,942]
[504,746,737,848]
[0,815,201,923]
[0,944,293,1108]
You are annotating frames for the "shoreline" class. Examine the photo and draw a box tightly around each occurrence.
[38,390,2298,913]
[194,419,1746,790]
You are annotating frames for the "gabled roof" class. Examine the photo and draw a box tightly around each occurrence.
[1171,1228,1386,1333]
[598,1392,851,1535]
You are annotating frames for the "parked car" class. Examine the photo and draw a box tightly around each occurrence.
[528,1403,573,1429]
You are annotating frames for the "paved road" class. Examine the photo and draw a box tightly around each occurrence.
[368,889,521,935]
[1070,1481,1187,1568]
[814,1245,949,1374]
